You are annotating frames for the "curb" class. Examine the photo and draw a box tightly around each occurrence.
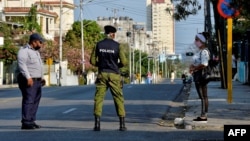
[0,84,18,89]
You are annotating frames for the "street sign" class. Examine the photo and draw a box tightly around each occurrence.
[159,54,166,63]
[217,0,238,102]
[217,0,239,19]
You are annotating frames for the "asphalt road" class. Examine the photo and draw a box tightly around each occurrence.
[0,79,223,141]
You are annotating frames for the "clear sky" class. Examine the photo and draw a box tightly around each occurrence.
[73,0,205,55]
[74,0,147,22]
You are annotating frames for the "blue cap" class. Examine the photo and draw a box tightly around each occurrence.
[29,33,44,43]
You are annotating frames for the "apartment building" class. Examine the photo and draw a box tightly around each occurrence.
[0,0,75,39]
[97,16,134,43]
[97,16,151,53]
[146,0,175,55]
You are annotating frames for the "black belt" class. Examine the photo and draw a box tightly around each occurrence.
[32,78,42,81]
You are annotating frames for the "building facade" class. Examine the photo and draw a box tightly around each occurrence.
[146,0,175,55]
[96,16,151,54]
[97,16,134,43]
[0,0,75,40]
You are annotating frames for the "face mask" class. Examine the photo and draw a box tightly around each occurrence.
[34,41,42,50]
[34,45,41,50]
[194,40,203,48]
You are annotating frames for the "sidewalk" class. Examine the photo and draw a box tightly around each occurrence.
[0,84,18,89]
[184,80,250,130]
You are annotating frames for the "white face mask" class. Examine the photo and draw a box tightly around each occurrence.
[194,40,203,48]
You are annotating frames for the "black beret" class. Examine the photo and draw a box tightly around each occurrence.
[104,25,117,34]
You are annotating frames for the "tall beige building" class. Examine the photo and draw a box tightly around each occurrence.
[146,0,174,55]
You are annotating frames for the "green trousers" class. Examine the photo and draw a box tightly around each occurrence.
[94,72,126,117]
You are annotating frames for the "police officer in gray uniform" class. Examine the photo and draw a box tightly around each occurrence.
[90,25,127,131]
[17,33,46,130]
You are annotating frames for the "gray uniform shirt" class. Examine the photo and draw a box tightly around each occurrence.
[17,44,43,79]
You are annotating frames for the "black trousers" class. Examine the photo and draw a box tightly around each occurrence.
[17,75,42,124]
[194,82,208,117]
[232,68,237,79]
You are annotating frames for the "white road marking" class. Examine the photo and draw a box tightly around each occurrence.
[63,108,77,114]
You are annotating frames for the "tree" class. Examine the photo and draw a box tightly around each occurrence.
[0,23,19,65]
[63,20,104,73]
[0,4,43,65]
[39,40,59,62]
[233,0,250,19]
[25,5,41,33]
[65,20,104,50]
[171,0,249,21]
[169,0,201,21]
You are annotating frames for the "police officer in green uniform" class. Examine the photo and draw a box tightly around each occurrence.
[90,25,127,131]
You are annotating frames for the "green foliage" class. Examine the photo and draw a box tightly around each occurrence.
[24,5,41,32]
[132,50,151,76]
[40,40,59,61]
[0,4,42,65]
[233,19,250,41]
[170,0,201,21]
[0,23,19,65]
[0,46,19,64]
[65,20,104,50]
[64,20,104,73]
[78,75,85,85]
[171,0,250,22]
[233,0,250,19]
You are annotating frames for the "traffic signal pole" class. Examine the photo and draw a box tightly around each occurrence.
[217,0,240,103]
[227,18,233,103]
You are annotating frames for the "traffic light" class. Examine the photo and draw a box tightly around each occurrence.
[126,31,131,37]
[186,52,194,56]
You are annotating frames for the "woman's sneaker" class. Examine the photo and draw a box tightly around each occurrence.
[193,117,207,123]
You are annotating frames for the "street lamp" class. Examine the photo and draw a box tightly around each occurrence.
[80,0,94,74]
[59,0,63,86]
[80,0,85,73]
[126,31,132,83]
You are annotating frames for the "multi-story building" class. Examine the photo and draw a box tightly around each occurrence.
[97,16,134,43]
[0,0,75,39]
[146,0,174,55]
[96,16,151,53]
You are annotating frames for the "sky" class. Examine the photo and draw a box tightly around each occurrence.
[73,0,205,55]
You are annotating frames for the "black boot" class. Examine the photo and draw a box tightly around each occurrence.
[93,116,100,131]
[119,117,127,131]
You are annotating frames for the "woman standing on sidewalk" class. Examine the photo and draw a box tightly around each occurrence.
[189,32,210,123]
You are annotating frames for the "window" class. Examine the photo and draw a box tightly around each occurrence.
[46,18,49,34]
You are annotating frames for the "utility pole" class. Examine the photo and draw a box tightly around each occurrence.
[59,0,63,86]
[139,30,142,84]
[126,30,132,83]
[106,8,123,27]
[204,0,212,52]
[112,8,119,27]
[80,0,85,74]
[132,28,135,83]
